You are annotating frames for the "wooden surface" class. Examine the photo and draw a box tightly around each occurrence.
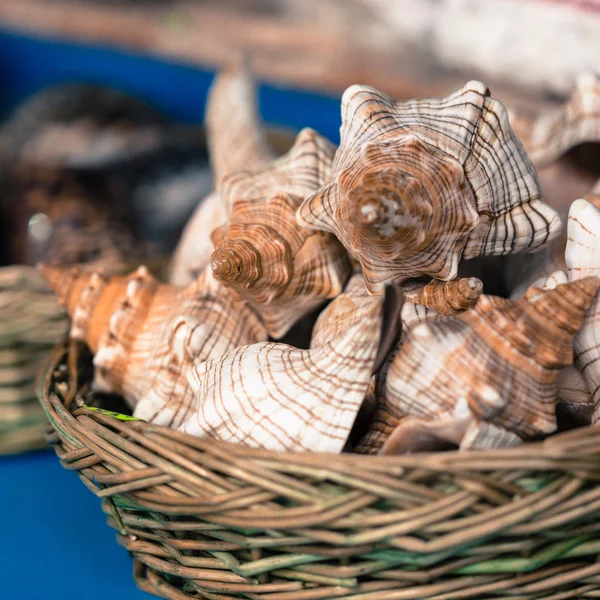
[0,0,558,113]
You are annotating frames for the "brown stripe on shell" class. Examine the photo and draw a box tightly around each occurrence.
[298,81,561,293]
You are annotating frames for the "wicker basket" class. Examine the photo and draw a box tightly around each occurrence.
[0,266,69,454]
[37,342,600,599]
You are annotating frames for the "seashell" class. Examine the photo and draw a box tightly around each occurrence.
[400,302,440,330]
[518,74,600,168]
[402,277,483,315]
[297,81,561,293]
[168,191,228,286]
[179,273,388,453]
[211,128,351,338]
[360,278,599,453]
[565,198,600,424]
[39,263,267,426]
[205,62,274,198]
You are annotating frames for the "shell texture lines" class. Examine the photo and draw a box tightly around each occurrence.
[179,274,386,452]
[211,128,350,337]
[298,81,561,293]
[39,264,267,427]
[361,278,599,453]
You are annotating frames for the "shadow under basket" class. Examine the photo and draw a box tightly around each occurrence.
[37,343,600,600]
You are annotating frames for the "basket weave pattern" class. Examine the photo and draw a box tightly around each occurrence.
[0,266,68,454]
[39,344,600,599]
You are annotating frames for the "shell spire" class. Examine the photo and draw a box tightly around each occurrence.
[298,81,561,293]
[39,263,268,425]
[402,277,483,315]
[359,278,599,454]
[179,275,386,453]
[211,128,351,338]
[206,61,274,189]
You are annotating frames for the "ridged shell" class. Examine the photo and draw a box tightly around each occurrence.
[402,277,483,315]
[556,365,593,428]
[211,128,351,338]
[39,264,267,426]
[168,191,227,286]
[179,274,386,452]
[565,198,600,423]
[205,62,274,193]
[519,74,600,167]
[360,278,599,453]
[298,81,561,293]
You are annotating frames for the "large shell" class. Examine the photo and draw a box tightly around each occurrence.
[211,128,351,338]
[565,198,600,423]
[39,264,267,426]
[402,277,482,315]
[179,275,386,453]
[360,278,599,454]
[205,62,274,194]
[518,74,600,168]
[297,81,561,293]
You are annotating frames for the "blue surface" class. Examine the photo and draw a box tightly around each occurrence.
[0,29,341,599]
[0,28,342,143]
[1,450,151,599]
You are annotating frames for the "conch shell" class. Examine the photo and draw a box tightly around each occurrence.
[402,277,482,315]
[39,264,267,427]
[179,275,387,453]
[211,128,351,338]
[360,278,599,454]
[205,62,274,193]
[517,74,600,168]
[565,198,600,424]
[298,81,561,293]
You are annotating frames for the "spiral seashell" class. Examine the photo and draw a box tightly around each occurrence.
[211,128,351,337]
[360,277,599,453]
[402,277,483,315]
[179,274,388,453]
[565,198,600,424]
[518,74,600,168]
[39,263,267,426]
[205,62,274,192]
[297,81,561,293]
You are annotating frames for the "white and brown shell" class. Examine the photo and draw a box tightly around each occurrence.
[297,81,561,293]
[359,278,599,454]
[402,277,482,315]
[517,74,600,168]
[210,128,351,338]
[565,198,600,424]
[39,264,267,426]
[205,62,274,193]
[179,275,386,453]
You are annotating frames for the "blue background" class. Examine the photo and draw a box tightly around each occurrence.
[0,29,340,599]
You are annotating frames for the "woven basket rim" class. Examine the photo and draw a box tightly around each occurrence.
[36,342,600,473]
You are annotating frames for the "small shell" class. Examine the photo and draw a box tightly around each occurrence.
[402,277,483,315]
[39,263,267,426]
[519,74,600,167]
[565,198,600,423]
[205,62,274,193]
[362,278,599,453]
[211,128,351,338]
[168,191,227,286]
[179,274,386,453]
[298,81,561,293]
